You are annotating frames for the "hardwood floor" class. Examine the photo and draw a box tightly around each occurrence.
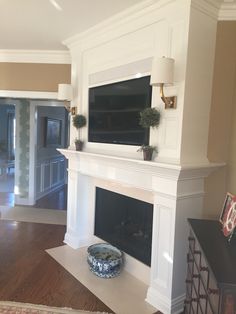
[0,220,113,313]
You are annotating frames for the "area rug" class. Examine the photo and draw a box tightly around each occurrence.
[0,206,66,225]
[0,301,111,314]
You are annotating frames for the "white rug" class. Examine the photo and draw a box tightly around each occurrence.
[0,205,66,225]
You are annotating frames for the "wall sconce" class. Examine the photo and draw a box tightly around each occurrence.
[150,57,177,109]
[57,84,77,115]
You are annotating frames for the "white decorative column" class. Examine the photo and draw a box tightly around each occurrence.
[64,168,94,249]
[146,168,211,313]
[147,193,177,312]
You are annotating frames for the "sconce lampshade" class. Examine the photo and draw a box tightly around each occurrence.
[150,57,174,86]
[58,84,72,101]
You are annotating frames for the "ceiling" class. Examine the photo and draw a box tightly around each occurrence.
[0,0,144,50]
[0,0,235,51]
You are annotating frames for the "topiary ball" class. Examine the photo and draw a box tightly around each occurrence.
[73,114,86,129]
[139,107,161,129]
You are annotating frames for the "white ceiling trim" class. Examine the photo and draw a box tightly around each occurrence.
[205,0,221,9]
[0,50,71,64]
[64,0,235,50]
[63,0,165,49]
[191,0,219,20]
[218,3,236,20]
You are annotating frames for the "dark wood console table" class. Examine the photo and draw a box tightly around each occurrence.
[185,219,236,314]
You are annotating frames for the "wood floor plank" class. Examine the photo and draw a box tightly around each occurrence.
[0,220,113,313]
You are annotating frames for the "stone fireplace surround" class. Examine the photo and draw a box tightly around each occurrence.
[59,148,222,314]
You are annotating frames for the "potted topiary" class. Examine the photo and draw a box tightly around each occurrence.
[138,107,161,161]
[72,114,86,151]
[137,145,158,161]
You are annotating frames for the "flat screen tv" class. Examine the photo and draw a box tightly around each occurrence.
[88,76,152,146]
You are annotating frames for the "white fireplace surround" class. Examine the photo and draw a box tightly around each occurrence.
[59,148,223,314]
[57,0,227,312]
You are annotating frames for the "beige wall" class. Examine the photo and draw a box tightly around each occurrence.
[227,76,236,192]
[0,62,71,92]
[204,21,236,218]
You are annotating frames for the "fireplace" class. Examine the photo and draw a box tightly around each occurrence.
[94,187,153,266]
[59,149,220,313]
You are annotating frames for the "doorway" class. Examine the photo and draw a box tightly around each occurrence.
[0,96,67,225]
[34,105,69,211]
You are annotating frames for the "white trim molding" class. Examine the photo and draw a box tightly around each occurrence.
[191,0,220,20]
[63,0,236,52]
[219,3,236,20]
[14,196,35,206]
[0,90,57,99]
[0,49,71,64]
[63,0,179,50]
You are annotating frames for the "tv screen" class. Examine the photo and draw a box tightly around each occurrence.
[88,76,152,146]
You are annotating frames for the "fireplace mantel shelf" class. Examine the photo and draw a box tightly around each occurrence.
[58,148,225,179]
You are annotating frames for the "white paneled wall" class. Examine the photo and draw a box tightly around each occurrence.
[65,0,190,163]
[36,156,66,200]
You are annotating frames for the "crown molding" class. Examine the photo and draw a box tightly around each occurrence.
[191,0,220,20]
[64,0,235,51]
[63,0,176,50]
[0,90,57,99]
[62,0,236,54]
[218,3,236,20]
[190,0,236,21]
[0,50,71,64]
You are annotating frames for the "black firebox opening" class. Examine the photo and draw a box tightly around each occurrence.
[94,187,153,266]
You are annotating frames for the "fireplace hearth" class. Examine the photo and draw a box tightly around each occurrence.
[94,187,153,266]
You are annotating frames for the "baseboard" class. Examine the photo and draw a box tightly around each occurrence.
[172,294,185,314]
[146,287,185,314]
[15,196,35,206]
[146,287,170,314]
[64,232,94,249]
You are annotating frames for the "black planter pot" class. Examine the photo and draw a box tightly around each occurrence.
[143,150,153,161]
[75,141,83,151]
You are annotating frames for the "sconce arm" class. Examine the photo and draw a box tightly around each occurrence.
[160,83,167,106]
[64,101,77,115]
[159,83,177,109]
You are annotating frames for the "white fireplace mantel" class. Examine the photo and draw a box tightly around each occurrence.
[59,149,222,192]
[59,148,224,314]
